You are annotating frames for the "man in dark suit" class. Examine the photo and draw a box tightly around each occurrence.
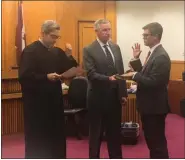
[83,19,127,158]
[125,22,170,158]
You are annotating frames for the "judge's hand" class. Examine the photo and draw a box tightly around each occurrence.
[121,97,127,106]
[132,43,142,59]
[76,67,84,76]
[65,43,72,57]
[109,75,116,81]
[47,73,61,82]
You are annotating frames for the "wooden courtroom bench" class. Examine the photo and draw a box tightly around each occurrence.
[168,79,185,116]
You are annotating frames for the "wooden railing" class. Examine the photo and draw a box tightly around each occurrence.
[122,94,140,124]
[2,98,24,135]
[168,80,185,116]
[1,79,139,135]
[2,79,21,94]
[2,78,23,135]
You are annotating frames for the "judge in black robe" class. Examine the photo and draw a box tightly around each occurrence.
[18,39,78,158]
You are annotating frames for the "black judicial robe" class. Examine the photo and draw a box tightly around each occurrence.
[18,41,78,158]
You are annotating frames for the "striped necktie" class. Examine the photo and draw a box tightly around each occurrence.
[103,45,117,75]
[142,51,151,72]
[143,51,151,66]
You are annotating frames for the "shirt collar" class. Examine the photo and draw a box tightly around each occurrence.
[97,38,109,47]
[150,43,161,54]
[39,38,50,49]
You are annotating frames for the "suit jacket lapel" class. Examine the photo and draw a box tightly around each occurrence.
[142,44,162,73]
[94,40,108,65]
[108,42,119,71]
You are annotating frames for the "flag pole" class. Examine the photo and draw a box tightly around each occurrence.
[14,0,26,68]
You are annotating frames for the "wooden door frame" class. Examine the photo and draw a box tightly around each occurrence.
[76,20,95,64]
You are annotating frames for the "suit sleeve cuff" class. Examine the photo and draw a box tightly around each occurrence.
[132,72,137,79]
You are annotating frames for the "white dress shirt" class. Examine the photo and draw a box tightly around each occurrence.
[132,43,161,78]
[97,38,115,64]
[146,43,161,64]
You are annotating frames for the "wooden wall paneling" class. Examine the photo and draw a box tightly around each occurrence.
[2,79,21,94]
[170,60,185,80]
[2,2,6,72]
[2,1,18,78]
[78,1,105,20]
[104,1,117,43]
[2,99,24,135]
[56,1,77,56]
[55,1,106,62]
[23,1,57,45]
[55,1,65,50]
[2,1,57,79]
[78,21,96,65]
[2,1,116,78]
[168,80,185,115]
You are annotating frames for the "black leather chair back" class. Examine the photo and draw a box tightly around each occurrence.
[68,77,88,109]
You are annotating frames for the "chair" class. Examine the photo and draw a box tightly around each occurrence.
[64,76,88,139]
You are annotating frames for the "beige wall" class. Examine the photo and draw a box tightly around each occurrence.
[116,1,184,71]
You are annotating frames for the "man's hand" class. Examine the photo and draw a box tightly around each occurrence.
[65,43,72,57]
[109,75,116,81]
[121,97,127,106]
[76,67,84,76]
[132,43,142,59]
[47,73,61,82]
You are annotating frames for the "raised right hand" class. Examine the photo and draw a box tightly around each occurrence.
[65,43,72,57]
[132,43,142,59]
[47,72,61,82]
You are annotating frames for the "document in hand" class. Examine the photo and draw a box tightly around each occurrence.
[129,59,142,72]
[61,67,77,79]
[115,74,132,80]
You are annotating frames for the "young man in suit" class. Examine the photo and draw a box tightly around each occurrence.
[125,22,171,158]
[83,19,127,158]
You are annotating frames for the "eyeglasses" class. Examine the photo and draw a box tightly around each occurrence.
[49,34,61,39]
[142,33,152,38]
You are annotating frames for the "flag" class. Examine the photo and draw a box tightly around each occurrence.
[15,1,26,66]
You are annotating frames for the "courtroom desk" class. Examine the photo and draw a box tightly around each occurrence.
[168,80,185,116]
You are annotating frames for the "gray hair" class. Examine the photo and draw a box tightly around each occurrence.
[41,20,60,34]
[94,19,110,30]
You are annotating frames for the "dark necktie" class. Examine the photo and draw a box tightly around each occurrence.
[144,51,151,66]
[103,45,115,66]
[103,45,117,75]
[142,51,151,72]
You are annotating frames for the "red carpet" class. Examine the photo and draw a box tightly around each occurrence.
[2,114,184,158]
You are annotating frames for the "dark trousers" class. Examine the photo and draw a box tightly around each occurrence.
[88,89,122,159]
[141,114,169,159]
[23,92,66,159]
[24,130,66,159]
